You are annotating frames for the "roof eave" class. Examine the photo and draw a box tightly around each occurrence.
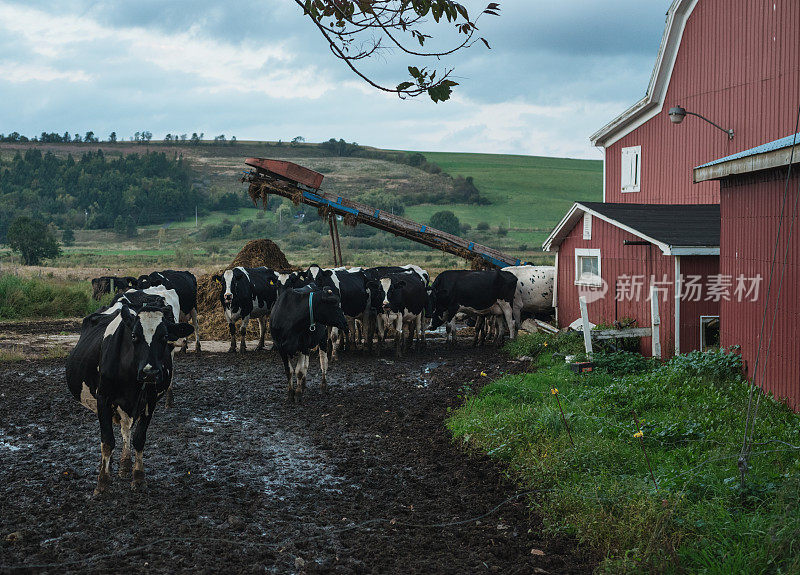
[694,144,800,182]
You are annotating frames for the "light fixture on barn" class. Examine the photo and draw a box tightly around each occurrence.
[668,105,735,140]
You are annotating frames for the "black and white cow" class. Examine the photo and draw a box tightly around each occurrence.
[136,270,201,353]
[66,300,194,494]
[111,286,183,407]
[269,286,348,403]
[374,271,429,356]
[300,267,382,357]
[361,265,430,286]
[429,269,518,344]
[91,276,137,300]
[502,265,556,327]
[211,267,280,353]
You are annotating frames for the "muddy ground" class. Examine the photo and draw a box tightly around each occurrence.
[0,327,594,574]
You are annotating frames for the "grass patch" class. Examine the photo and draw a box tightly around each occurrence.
[0,347,26,362]
[0,274,98,319]
[448,342,800,573]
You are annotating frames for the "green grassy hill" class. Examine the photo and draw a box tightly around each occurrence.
[0,140,602,270]
[405,152,602,247]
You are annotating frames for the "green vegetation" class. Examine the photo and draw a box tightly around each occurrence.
[406,152,602,246]
[429,210,461,236]
[0,274,99,319]
[0,148,198,240]
[448,334,800,573]
[6,216,61,265]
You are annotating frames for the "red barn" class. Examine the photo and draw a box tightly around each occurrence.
[545,0,800,362]
[695,135,800,408]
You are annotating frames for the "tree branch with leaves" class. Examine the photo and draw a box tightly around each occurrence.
[297,0,500,102]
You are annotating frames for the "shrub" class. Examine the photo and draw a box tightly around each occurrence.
[496,226,508,237]
[229,224,243,240]
[0,274,95,319]
[7,217,61,265]
[477,221,489,231]
[429,210,461,236]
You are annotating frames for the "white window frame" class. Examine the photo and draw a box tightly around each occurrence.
[621,145,641,193]
[574,248,601,286]
[700,315,720,352]
[582,213,592,240]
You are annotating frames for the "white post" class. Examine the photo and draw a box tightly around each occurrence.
[579,296,593,355]
[674,256,681,356]
[650,285,661,359]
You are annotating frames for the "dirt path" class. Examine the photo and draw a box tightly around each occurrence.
[0,338,594,574]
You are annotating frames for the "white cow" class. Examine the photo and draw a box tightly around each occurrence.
[502,265,555,327]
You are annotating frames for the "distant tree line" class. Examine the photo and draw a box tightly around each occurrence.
[0,131,239,146]
[0,148,204,242]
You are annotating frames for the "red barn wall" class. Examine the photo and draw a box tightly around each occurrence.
[604,0,800,205]
[720,170,800,409]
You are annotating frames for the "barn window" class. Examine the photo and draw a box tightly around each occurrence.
[700,316,720,352]
[574,248,601,285]
[582,213,592,240]
[621,146,641,193]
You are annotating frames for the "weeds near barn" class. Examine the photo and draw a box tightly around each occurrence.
[448,339,800,573]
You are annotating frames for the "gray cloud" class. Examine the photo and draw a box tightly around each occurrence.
[0,0,673,158]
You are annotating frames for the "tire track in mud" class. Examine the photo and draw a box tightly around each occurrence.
[0,339,594,574]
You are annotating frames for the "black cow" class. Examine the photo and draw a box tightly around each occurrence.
[374,272,429,356]
[91,276,137,300]
[66,300,194,494]
[137,270,201,352]
[211,266,280,353]
[429,269,518,344]
[269,286,348,402]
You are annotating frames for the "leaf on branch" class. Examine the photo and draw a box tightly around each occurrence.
[408,66,422,79]
[427,79,458,103]
[480,37,491,49]
[396,81,415,91]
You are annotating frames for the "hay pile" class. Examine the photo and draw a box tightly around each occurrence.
[197,239,294,341]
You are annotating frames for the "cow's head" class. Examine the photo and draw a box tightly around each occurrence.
[365,280,384,313]
[119,304,194,384]
[312,288,348,331]
[380,277,406,313]
[136,274,152,289]
[427,286,450,329]
[212,268,249,308]
[124,276,138,288]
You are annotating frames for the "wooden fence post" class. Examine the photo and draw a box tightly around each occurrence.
[579,296,593,355]
[650,285,661,359]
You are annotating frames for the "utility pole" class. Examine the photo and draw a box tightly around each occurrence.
[195,205,198,228]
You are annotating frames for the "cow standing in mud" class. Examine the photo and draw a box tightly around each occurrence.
[429,269,518,345]
[212,267,280,353]
[65,300,194,494]
[269,286,348,403]
[375,272,429,357]
[137,270,201,353]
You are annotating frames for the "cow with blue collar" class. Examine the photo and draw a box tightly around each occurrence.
[212,267,280,353]
[269,286,348,403]
[66,299,194,494]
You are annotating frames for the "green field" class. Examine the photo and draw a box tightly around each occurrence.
[0,141,602,269]
[405,152,602,247]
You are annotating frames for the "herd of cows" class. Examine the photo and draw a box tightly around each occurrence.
[70,264,554,494]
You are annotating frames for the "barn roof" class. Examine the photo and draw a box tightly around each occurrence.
[694,132,800,182]
[543,202,719,255]
[590,0,697,148]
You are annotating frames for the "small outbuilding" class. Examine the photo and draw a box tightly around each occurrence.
[694,133,800,408]
[544,202,720,356]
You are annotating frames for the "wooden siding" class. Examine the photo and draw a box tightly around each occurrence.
[556,217,719,357]
[720,170,800,409]
[605,0,800,205]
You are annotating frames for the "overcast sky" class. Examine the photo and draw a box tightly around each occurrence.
[0,1,673,159]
